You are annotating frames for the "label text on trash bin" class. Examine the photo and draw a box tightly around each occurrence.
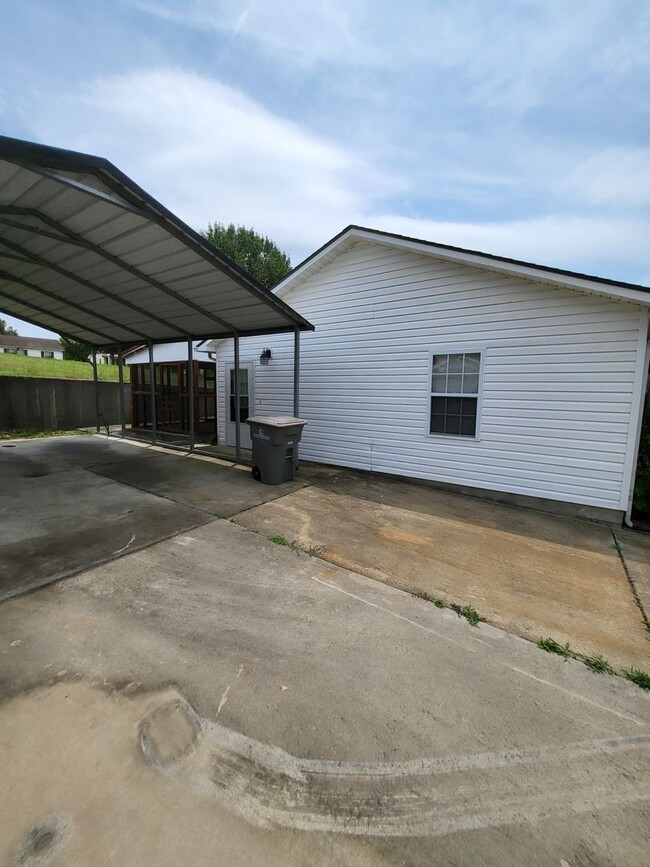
[253,429,271,440]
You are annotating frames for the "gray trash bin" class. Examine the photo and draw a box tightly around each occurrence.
[246,416,307,485]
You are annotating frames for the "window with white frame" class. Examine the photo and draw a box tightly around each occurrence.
[429,351,482,437]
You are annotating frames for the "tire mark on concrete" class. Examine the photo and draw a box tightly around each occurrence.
[141,695,650,838]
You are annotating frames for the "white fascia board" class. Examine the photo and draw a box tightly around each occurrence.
[358,231,650,307]
[275,227,650,308]
[273,229,359,296]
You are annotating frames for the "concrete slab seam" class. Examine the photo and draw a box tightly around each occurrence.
[611,528,650,636]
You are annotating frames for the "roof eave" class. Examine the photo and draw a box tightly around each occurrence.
[274,225,650,307]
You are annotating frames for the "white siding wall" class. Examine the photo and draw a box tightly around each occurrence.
[216,240,647,510]
[125,341,209,365]
[214,343,294,444]
[1,348,63,359]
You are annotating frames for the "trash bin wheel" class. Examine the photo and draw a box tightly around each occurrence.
[251,466,261,482]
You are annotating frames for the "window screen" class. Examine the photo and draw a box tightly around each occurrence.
[429,352,481,437]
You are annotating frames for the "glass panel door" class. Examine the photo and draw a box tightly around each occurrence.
[226,364,253,448]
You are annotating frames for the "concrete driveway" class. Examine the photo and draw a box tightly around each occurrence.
[235,470,650,670]
[0,435,649,866]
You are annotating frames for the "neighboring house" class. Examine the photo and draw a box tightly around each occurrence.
[94,351,117,365]
[205,226,650,523]
[0,335,63,359]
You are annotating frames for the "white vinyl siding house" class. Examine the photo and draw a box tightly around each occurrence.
[0,336,63,359]
[210,231,650,518]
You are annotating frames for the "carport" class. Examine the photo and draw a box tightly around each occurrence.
[0,135,313,461]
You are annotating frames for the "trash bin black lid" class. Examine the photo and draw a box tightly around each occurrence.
[246,415,307,427]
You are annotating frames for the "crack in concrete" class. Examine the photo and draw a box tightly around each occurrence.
[611,528,650,636]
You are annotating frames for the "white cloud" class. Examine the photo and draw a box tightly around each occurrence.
[357,213,650,282]
[33,68,398,257]
[130,0,378,67]
[23,66,650,281]
[128,1,650,116]
[568,147,650,208]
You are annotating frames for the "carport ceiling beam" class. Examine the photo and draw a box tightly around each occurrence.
[0,208,239,334]
[0,269,149,341]
[0,284,117,344]
[3,157,150,218]
[0,236,188,337]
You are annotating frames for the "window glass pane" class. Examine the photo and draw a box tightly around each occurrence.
[230,369,249,421]
[429,353,480,437]
[448,354,464,373]
[460,397,477,417]
[462,373,479,394]
[430,396,447,414]
[431,373,447,393]
[444,415,461,435]
[432,354,448,374]
[460,416,476,436]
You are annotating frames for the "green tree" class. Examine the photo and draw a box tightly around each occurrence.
[0,317,18,335]
[60,336,92,363]
[201,222,291,288]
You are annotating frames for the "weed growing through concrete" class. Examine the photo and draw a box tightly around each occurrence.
[456,605,480,627]
[623,668,650,690]
[537,637,572,657]
[537,637,649,690]
[412,591,447,609]
[583,654,614,675]
[269,535,300,552]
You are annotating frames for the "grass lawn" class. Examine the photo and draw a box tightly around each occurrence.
[0,354,120,381]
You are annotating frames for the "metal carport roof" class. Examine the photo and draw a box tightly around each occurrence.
[0,135,313,347]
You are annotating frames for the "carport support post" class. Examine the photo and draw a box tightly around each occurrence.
[187,338,195,452]
[293,327,300,465]
[117,342,126,438]
[148,340,157,445]
[234,333,241,463]
[92,349,100,433]
[293,327,300,417]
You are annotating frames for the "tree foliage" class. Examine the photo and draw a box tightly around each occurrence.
[60,336,93,363]
[0,317,17,335]
[201,222,291,288]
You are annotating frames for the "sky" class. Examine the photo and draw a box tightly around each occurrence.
[1,0,649,337]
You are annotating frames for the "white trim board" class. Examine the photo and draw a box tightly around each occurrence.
[275,227,650,309]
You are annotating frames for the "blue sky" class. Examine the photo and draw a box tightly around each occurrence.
[1,0,649,337]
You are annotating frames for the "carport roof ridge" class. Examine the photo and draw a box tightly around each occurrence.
[0,135,314,347]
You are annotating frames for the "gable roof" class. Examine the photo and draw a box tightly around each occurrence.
[274,225,650,307]
[0,334,61,351]
[0,135,314,347]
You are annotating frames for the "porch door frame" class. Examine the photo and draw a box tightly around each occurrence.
[226,361,254,449]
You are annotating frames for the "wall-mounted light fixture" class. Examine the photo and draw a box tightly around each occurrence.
[260,348,272,365]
